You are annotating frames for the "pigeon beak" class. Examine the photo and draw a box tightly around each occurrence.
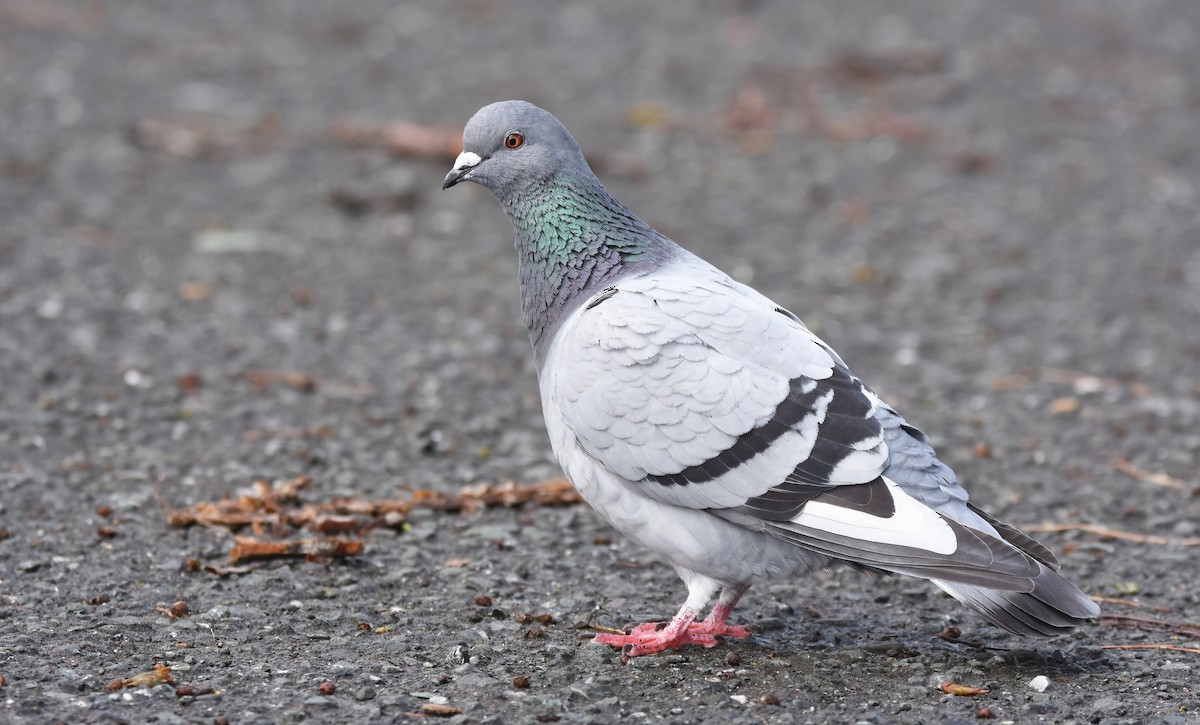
[442,151,485,190]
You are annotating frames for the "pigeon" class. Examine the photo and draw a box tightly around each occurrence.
[442,100,1099,656]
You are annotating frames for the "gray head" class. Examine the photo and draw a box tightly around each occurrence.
[442,101,588,201]
[440,101,675,367]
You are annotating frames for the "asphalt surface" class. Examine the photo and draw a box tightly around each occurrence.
[1,1,1199,723]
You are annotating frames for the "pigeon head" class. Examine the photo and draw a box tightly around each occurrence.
[442,100,587,201]
[441,101,675,367]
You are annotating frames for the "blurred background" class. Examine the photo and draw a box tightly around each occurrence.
[3,0,1196,496]
[0,0,1198,720]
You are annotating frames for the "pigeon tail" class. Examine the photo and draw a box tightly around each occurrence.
[933,565,1100,636]
[929,498,1099,636]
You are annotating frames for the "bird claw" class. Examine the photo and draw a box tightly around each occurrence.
[592,621,750,656]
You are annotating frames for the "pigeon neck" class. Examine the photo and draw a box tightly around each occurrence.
[502,169,671,368]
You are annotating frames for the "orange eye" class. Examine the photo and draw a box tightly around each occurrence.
[504,132,524,149]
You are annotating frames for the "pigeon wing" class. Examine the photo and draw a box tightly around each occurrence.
[547,258,1041,588]
[553,264,886,509]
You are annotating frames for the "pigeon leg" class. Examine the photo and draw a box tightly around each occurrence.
[592,603,701,656]
[592,585,750,656]
[689,584,751,639]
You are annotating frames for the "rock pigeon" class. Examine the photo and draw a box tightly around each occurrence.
[442,100,1099,656]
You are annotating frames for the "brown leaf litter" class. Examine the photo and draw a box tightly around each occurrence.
[168,475,581,567]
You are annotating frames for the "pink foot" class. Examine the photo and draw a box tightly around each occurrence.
[593,620,750,656]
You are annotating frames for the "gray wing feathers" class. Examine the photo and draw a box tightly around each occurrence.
[876,404,970,515]
[557,265,881,508]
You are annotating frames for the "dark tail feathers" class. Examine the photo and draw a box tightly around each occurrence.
[933,565,1099,636]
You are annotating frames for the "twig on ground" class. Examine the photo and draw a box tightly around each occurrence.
[1100,614,1200,638]
[1089,595,1171,613]
[236,369,318,393]
[1113,458,1196,492]
[1022,522,1200,547]
[936,626,986,650]
[1100,644,1200,655]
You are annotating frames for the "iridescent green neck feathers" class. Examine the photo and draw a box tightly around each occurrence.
[500,169,674,367]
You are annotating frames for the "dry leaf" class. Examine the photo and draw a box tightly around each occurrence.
[624,102,672,130]
[178,282,213,301]
[155,600,190,619]
[238,369,318,393]
[107,664,174,691]
[940,681,988,696]
[1047,396,1080,414]
[177,373,203,396]
[850,262,875,284]
[229,537,363,565]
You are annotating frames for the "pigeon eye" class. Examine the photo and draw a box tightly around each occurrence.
[504,132,525,149]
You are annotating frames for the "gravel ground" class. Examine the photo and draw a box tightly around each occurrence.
[2,1,1199,723]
